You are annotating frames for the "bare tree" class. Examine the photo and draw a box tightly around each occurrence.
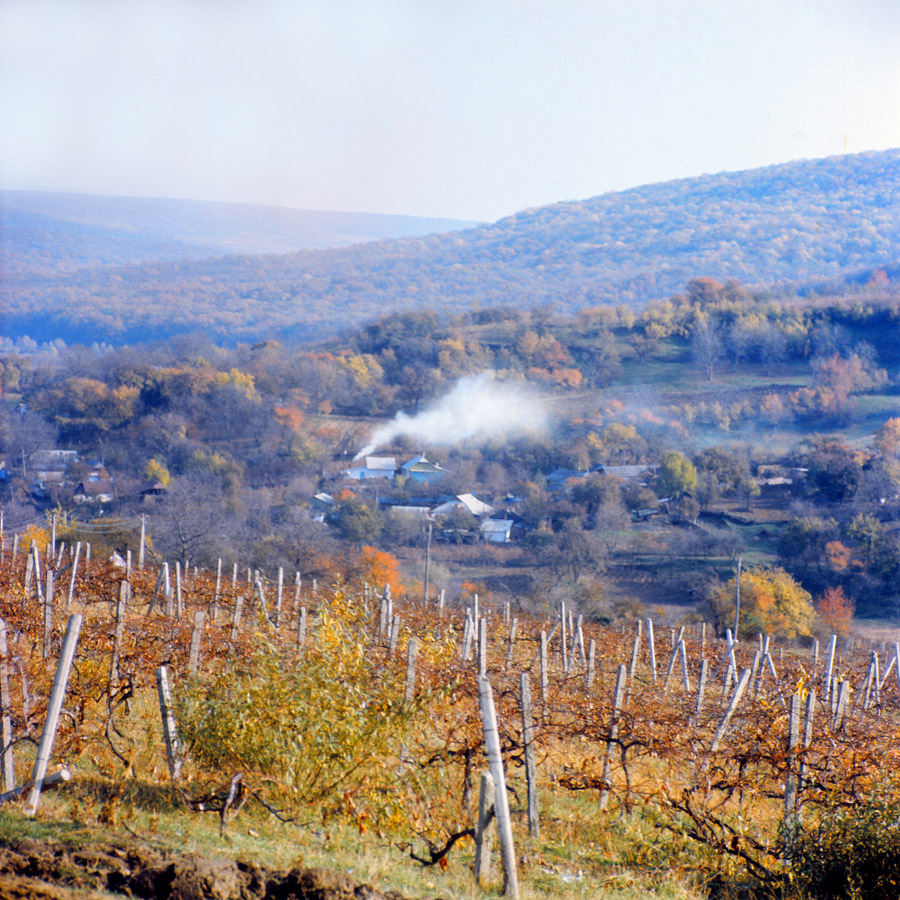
[147,473,231,567]
[757,323,788,376]
[0,409,59,477]
[691,317,726,381]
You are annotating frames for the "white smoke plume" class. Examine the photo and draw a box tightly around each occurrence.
[355,371,548,459]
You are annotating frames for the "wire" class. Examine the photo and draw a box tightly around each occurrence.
[2,514,144,535]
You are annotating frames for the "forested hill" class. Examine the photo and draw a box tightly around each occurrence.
[0,191,478,276]
[4,149,900,345]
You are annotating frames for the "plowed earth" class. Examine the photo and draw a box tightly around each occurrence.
[0,839,423,900]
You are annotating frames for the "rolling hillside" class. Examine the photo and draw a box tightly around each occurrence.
[3,149,899,345]
[0,190,478,276]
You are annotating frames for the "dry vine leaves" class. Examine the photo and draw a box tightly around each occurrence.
[2,554,899,889]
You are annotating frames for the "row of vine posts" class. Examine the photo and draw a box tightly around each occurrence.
[1,529,898,897]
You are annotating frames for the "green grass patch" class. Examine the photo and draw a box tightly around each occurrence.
[0,777,703,900]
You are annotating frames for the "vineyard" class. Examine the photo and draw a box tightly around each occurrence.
[1,530,900,899]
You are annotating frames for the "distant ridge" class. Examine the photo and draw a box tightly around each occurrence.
[0,190,479,275]
[3,149,899,345]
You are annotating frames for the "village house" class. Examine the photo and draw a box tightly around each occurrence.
[399,454,448,485]
[137,480,168,504]
[596,464,658,482]
[74,479,115,504]
[480,517,515,543]
[385,504,433,523]
[431,492,494,518]
[343,456,397,481]
[31,449,79,471]
[546,468,589,496]
[309,492,336,522]
[30,449,77,497]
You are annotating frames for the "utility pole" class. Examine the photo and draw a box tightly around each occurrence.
[733,556,742,639]
[423,520,433,604]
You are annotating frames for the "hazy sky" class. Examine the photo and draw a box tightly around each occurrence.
[3,0,899,222]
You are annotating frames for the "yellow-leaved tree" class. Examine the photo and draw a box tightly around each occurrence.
[717,566,815,639]
[144,458,170,486]
[175,585,455,834]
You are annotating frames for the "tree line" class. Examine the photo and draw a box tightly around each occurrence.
[1,279,900,622]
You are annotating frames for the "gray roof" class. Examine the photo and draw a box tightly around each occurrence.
[365,456,397,471]
[432,493,494,517]
[598,465,656,479]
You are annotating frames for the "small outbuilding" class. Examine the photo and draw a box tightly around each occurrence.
[480,518,514,543]
[74,480,115,504]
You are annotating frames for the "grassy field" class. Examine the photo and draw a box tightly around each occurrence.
[0,784,703,900]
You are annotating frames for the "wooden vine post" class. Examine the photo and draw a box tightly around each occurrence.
[710,668,752,752]
[539,630,549,717]
[0,619,14,793]
[520,673,539,838]
[230,596,244,643]
[679,639,691,691]
[138,515,146,569]
[25,613,83,816]
[574,614,585,668]
[212,558,222,621]
[504,617,517,670]
[694,658,709,718]
[174,561,183,618]
[823,633,837,706]
[66,541,81,615]
[473,771,496,885]
[297,606,308,648]
[646,618,657,682]
[275,567,284,629]
[559,601,568,672]
[599,664,627,811]
[404,638,418,704]
[783,692,801,827]
[797,689,816,821]
[629,631,641,680]
[477,677,519,899]
[156,665,182,784]
[108,580,129,698]
[42,570,54,660]
[461,611,473,661]
[389,615,401,656]
[478,617,487,678]
[188,611,206,673]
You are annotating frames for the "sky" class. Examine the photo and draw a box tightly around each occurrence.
[2,0,900,222]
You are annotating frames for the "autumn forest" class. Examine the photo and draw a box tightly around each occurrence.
[4,148,900,900]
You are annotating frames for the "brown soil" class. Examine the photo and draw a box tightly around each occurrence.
[0,838,427,900]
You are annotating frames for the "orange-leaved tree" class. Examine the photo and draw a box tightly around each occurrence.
[459,580,492,605]
[817,585,854,637]
[355,545,405,596]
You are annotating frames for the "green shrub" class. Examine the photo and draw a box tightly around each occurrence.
[785,793,900,899]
